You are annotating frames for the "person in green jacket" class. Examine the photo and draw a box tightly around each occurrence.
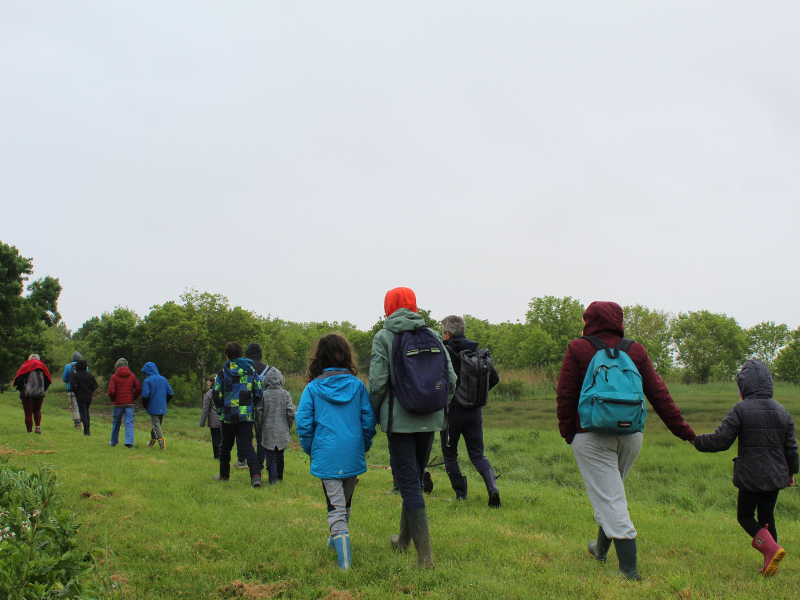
[369,287,457,569]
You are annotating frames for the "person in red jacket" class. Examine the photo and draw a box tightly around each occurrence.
[107,358,142,448]
[14,354,52,434]
[557,301,696,581]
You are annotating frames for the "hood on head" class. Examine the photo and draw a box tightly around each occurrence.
[264,367,285,389]
[385,287,417,317]
[582,301,624,337]
[72,351,82,362]
[737,359,773,400]
[76,359,88,371]
[142,362,160,377]
[245,343,262,361]
[312,370,361,404]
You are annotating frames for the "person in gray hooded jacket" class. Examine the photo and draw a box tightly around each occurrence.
[695,359,799,576]
[255,367,296,484]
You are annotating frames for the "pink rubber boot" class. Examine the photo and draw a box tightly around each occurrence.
[752,528,785,576]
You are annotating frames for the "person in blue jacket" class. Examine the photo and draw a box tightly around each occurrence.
[141,362,174,450]
[296,333,376,571]
[62,351,85,428]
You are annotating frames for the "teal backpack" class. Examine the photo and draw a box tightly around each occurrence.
[578,336,646,435]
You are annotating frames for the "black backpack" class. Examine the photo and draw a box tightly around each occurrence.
[449,347,493,409]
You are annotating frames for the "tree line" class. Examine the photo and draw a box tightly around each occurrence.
[4,241,800,402]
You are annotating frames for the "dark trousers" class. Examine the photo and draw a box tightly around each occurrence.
[21,398,44,432]
[220,422,260,479]
[264,447,278,484]
[738,488,780,541]
[210,427,221,459]
[77,401,91,435]
[388,431,435,512]
[237,425,265,470]
[441,408,492,479]
[277,448,285,481]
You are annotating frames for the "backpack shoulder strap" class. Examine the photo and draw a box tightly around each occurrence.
[259,365,270,379]
[580,335,622,359]
[616,338,634,354]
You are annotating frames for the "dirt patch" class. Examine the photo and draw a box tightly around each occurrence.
[0,446,56,457]
[80,490,109,500]
[215,579,299,599]
[321,589,359,600]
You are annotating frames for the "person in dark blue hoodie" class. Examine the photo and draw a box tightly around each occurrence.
[141,362,174,450]
[296,334,376,571]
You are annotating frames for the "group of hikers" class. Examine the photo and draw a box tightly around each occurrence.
[10,288,799,580]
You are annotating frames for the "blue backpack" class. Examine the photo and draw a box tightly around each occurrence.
[578,336,646,435]
[388,326,450,430]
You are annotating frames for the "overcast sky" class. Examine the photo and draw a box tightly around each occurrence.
[2,1,799,333]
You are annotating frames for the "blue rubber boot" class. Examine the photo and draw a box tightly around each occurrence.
[327,536,334,549]
[332,533,352,570]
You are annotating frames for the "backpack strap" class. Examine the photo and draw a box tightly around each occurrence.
[581,335,633,359]
[259,365,270,379]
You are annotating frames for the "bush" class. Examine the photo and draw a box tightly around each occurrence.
[0,459,108,599]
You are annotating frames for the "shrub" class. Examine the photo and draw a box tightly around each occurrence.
[0,459,107,599]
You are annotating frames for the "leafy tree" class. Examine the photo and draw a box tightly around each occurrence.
[671,311,749,383]
[623,305,674,376]
[86,307,144,379]
[0,242,62,391]
[774,339,800,384]
[525,296,584,359]
[747,321,792,369]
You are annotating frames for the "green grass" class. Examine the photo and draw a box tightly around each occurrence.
[1,384,799,599]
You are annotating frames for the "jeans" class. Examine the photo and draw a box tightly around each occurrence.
[441,408,493,479]
[388,431,435,512]
[220,421,260,478]
[110,406,135,445]
[236,426,265,469]
[738,489,781,541]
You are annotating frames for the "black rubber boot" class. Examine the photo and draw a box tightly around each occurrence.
[614,538,640,581]
[587,527,612,561]
[480,468,501,508]
[407,508,434,569]
[422,471,434,494]
[391,508,410,551]
[448,472,467,500]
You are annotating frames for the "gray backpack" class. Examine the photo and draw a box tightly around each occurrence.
[25,370,46,399]
[450,348,493,409]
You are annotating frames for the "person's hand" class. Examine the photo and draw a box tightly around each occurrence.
[790,475,795,487]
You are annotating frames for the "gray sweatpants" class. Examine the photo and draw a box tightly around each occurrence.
[321,477,358,536]
[571,432,643,539]
[68,392,81,423]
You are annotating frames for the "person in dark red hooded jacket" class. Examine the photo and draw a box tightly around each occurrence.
[13,354,52,434]
[556,301,695,581]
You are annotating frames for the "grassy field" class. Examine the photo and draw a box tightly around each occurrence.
[2,382,799,599]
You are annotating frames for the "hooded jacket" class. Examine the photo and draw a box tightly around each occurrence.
[62,351,84,392]
[695,360,799,491]
[297,369,376,479]
[212,358,262,423]
[108,366,142,407]
[256,367,296,451]
[369,308,457,434]
[70,360,98,404]
[141,362,174,415]
[556,301,695,444]
[14,359,52,400]
[200,388,221,428]
[245,343,270,383]
[444,335,500,414]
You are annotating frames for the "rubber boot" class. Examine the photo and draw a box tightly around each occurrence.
[480,468,501,508]
[422,470,434,494]
[158,438,166,450]
[391,508,410,551]
[588,527,612,561]
[752,528,785,576]
[614,538,640,581]
[332,533,352,570]
[407,508,434,569]
[147,438,155,448]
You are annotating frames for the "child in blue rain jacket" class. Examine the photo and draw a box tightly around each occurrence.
[296,333,376,571]
[141,362,173,450]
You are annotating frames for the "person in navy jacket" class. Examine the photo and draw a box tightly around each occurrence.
[296,333,376,571]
